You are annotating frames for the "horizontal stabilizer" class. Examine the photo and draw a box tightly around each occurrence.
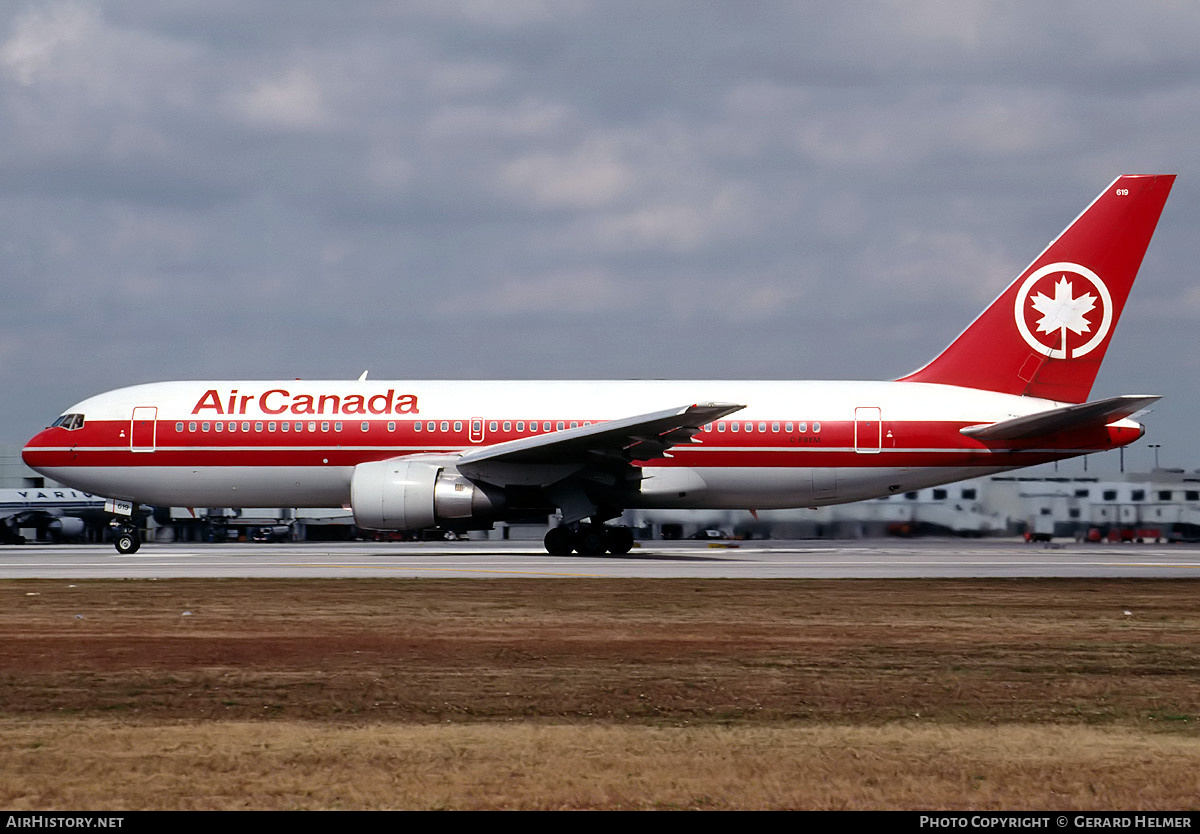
[960,395,1159,441]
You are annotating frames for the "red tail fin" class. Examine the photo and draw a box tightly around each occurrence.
[898,175,1174,403]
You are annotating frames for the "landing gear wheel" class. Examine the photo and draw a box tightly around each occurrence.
[544,526,575,556]
[574,524,608,556]
[605,525,634,556]
[114,530,140,555]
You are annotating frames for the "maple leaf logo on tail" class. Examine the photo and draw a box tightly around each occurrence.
[1014,262,1113,360]
[1031,276,1096,339]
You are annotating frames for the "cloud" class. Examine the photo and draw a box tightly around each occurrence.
[500,141,634,209]
[1,1,1197,466]
[434,268,627,319]
[1,2,97,86]
[227,68,330,131]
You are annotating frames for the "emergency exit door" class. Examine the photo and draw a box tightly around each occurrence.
[854,407,881,453]
[131,407,157,452]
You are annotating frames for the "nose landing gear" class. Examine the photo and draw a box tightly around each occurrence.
[109,516,141,554]
[112,526,140,554]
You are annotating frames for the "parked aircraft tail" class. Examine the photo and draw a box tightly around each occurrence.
[899,174,1174,403]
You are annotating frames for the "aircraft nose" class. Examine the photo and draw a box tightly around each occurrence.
[22,428,56,472]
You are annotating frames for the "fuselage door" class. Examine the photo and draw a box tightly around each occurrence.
[854,407,881,454]
[131,406,157,452]
[469,418,485,444]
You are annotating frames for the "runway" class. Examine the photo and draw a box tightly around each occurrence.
[4,538,1200,579]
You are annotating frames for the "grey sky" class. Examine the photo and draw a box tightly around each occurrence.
[2,1,1196,474]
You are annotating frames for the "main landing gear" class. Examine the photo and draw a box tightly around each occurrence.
[543,523,634,556]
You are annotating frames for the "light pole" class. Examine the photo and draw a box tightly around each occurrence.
[1149,444,1161,470]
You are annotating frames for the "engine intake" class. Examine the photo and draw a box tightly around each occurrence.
[350,457,502,531]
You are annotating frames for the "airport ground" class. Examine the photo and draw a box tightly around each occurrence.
[2,549,1199,810]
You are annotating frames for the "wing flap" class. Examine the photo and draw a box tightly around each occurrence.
[960,394,1159,441]
[455,402,744,483]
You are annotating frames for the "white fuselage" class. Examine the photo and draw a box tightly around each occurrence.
[22,379,1142,511]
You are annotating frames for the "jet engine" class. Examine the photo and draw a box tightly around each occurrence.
[350,457,504,531]
[47,517,86,539]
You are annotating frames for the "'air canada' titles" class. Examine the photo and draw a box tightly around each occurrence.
[191,388,420,416]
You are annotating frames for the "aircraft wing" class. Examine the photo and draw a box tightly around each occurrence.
[959,394,1160,441]
[454,402,744,485]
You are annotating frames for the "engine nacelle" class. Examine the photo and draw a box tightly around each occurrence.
[47,517,86,538]
[350,457,503,531]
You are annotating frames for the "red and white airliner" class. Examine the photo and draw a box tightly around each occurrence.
[23,174,1175,555]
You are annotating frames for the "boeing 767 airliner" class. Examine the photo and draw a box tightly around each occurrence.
[23,174,1175,555]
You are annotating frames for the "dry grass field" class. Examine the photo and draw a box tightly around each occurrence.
[2,577,1199,809]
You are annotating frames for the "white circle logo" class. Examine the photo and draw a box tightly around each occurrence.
[1013,262,1112,359]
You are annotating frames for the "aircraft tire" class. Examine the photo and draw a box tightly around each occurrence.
[114,531,141,555]
[544,526,575,556]
[574,525,608,556]
[605,526,634,556]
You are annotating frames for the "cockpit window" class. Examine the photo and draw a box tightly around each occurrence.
[50,413,85,431]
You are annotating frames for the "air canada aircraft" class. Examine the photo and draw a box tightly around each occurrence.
[23,174,1175,556]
